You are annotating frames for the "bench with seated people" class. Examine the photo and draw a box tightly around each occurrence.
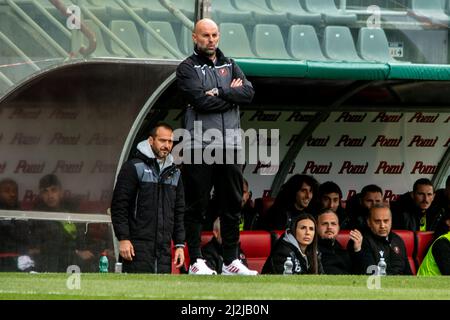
[171,230,434,275]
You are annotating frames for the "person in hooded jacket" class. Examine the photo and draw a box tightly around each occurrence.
[111,123,185,273]
[262,213,323,275]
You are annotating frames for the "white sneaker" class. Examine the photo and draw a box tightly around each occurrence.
[222,259,258,276]
[189,258,217,275]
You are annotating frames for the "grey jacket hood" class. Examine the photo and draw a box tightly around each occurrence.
[137,140,174,171]
[283,232,303,253]
[283,231,309,269]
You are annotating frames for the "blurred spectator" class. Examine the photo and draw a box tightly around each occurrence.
[346,184,384,232]
[202,217,250,274]
[0,178,32,271]
[75,223,115,272]
[34,174,78,212]
[418,210,450,275]
[0,178,19,210]
[30,174,82,272]
[433,175,450,220]
[262,213,323,274]
[262,174,319,231]
[392,178,441,231]
[318,181,348,228]
[317,209,362,274]
[353,204,412,275]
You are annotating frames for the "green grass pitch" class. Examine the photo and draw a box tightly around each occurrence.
[0,273,449,300]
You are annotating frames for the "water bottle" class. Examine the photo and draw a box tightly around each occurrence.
[114,262,123,273]
[283,257,293,275]
[99,252,109,273]
[377,251,387,276]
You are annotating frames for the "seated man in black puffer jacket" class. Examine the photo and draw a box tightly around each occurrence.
[317,209,363,274]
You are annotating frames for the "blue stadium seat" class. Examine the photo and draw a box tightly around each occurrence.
[110,20,147,58]
[302,0,357,25]
[219,23,255,58]
[357,27,397,62]
[211,0,254,24]
[145,21,182,59]
[233,0,287,24]
[410,0,449,25]
[323,26,363,61]
[252,24,291,59]
[268,0,322,25]
[86,0,143,20]
[175,0,196,21]
[287,25,329,61]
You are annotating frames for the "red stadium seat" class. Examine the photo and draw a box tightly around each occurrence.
[172,231,272,274]
[254,197,275,219]
[415,231,434,267]
[239,231,272,273]
[336,230,350,248]
[0,252,19,258]
[201,231,214,246]
[272,230,284,239]
[392,229,416,275]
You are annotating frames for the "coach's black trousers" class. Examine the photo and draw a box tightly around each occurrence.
[182,161,243,265]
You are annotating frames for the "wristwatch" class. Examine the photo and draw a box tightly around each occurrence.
[211,87,219,96]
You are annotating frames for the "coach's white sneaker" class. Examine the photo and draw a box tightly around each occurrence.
[222,259,258,276]
[189,258,217,275]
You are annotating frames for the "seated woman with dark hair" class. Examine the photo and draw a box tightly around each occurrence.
[261,174,319,231]
[262,213,323,275]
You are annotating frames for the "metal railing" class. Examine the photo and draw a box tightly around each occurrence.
[0,0,199,95]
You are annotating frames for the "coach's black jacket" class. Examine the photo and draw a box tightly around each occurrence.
[353,231,412,275]
[176,47,254,149]
[111,140,185,273]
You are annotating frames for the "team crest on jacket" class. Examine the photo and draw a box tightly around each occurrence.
[219,68,228,77]
[393,246,400,255]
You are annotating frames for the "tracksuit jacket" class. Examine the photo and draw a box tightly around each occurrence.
[111,140,185,273]
[176,47,254,150]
